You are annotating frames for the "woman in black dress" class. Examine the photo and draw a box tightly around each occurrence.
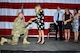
[63,8,72,42]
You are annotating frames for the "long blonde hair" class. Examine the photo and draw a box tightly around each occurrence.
[35,5,41,14]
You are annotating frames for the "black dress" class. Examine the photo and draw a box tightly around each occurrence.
[35,9,44,30]
[63,14,72,29]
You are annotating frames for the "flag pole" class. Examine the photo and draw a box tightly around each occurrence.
[21,4,25,22]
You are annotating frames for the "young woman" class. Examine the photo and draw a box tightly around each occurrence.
[26,5,45,44]
[72,8,80,43]
[63,8,72,42]
[34,5,45,44]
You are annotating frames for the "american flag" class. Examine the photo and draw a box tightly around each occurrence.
[21,4,25,22]
[0,0,80,37]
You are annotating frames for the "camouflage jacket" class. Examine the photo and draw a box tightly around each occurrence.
[12,17,28,35]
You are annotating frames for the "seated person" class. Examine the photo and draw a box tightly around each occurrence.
[0,12,32,45]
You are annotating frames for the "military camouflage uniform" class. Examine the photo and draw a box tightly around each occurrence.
[0,17,30,45]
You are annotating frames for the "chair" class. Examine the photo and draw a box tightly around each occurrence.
[47,23,56,39]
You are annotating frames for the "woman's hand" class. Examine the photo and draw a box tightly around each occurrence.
[28,20,32,23]
[31,18,36,21]
[64,21,67,25]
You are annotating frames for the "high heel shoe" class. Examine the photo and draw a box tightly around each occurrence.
[36,41,41,44]
[64,40,69,42]
[41,42,45,45]
[74,40,78,43]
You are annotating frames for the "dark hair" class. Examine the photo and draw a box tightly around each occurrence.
[64,8,71,15]
[57,6,60,7]
[36,4,40,7]
[57,6,61,9]
[74,8,78,14]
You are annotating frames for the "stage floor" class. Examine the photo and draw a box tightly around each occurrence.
[0,37,80,51]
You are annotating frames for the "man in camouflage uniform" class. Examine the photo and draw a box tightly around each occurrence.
[0,12,31,45]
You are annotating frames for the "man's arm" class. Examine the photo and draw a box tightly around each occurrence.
[24,18,36,28]
[54,12,56,23]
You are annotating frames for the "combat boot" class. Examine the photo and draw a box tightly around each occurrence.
[0,37,7,45]
[23,38,30,45]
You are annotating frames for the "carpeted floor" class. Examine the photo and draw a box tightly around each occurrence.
[0,37,80,51]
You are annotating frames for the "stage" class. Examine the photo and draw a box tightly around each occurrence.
[0,37,80,51]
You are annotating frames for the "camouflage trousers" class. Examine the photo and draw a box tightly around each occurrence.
[7,29,28,45]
